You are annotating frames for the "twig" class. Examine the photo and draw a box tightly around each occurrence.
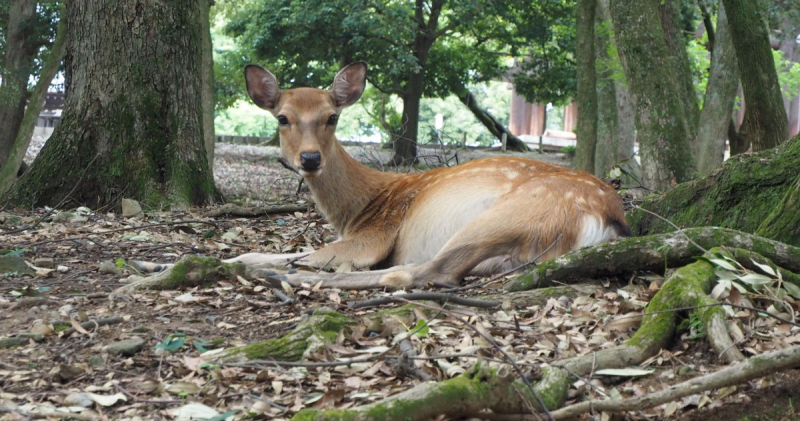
[277,157,301,175]
[60,316,123,337]
[350,292,499,309]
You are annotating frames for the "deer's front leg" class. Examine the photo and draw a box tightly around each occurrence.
[293,235,394,270]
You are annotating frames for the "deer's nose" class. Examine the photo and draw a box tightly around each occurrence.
[300,151,322,171]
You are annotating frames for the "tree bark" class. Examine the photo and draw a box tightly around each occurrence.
[594,0,637,180]
[696,4,739,175]
[0,10,66,195]
[456,88,528,152]
[658,0,699,136]
[630,133,800,247]
[200,0,216,172]
[722,0,789,151]
[4,0,221,209]
[0,0,37,170]
[574,0,598,174]
[610,0,696,190]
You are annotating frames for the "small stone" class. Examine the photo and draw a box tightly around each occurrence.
[121,198,144,218]
[53,364,84,383]
[57,265,69,273]
[323,234,337,243]
[88,355,106,367]
[130,326,150,333]
[105,337,145,356]
[51,211,73,222]
[98,260,122,275]
[0,255,35,277]
[33,258,55,268]
[64,392,94,408]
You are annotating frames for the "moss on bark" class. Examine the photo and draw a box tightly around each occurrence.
[629,134,800,246]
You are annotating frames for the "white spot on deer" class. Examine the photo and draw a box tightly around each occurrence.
[501,167,519,179]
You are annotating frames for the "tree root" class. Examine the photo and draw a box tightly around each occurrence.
[287,248,755,420]
[110,256,247,299]
[506,227,800,292]
[203,307,357,363]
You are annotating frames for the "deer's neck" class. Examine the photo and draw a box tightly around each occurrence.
[305,143,401,236]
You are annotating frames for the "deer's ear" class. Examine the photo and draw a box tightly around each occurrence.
[330,62,367,108]
[245,65,281,111]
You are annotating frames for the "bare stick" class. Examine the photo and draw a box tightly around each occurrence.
[350,292,499,309]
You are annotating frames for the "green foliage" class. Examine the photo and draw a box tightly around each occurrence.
[774,49,800,102]
[213,0,575,140]
[154,333,187,352]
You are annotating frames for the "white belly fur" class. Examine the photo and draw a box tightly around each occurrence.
[393,181,504,265]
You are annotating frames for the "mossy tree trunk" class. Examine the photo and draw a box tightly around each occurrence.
[723,0,789,152]
[696,3,739,176]
[199,0,216,173]
[610,0,696,190]
[657,0,699,137]
[573,0,598,174]
[594,0,637,180]
[630,134,800,247]
[4,0,222,210]
[0,0,38,169]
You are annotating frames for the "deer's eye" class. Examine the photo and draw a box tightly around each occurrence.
[277,115,290,126]
[327,114,338,126]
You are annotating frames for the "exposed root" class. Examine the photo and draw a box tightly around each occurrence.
[204,203,308,217]
[110,256,247,299]
[506,227,800,292]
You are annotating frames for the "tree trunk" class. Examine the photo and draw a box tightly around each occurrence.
[200,0,216,172]
[594,0,637,180]
[696,4,739,175]
[658,0,699,136]
[456,88,528,152]
[4,0,221,209]
[388,0,444,166]
[0,11,66,195]
[574,0,597,174]
[630,133,800,247]
[0,0,37,169]
[610,0,696,190]
[722,0,789,151]
[391,73,423,165]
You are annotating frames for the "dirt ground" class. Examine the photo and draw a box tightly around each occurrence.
[1,143,798,420]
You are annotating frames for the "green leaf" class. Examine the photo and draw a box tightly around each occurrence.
[749,259,777,277]
[155,334,186,352]
[709,259,738,271]
[412,319,430,337]
[782,282,800,300]
[594,368,654,377]
[736,273,774,287]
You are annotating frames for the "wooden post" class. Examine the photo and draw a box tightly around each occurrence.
[501,133,507,151]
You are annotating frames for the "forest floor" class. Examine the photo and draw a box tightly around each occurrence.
[1,142,798,420]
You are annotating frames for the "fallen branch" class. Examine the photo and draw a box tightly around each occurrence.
[350,292,499,309]
[204,203,309,217]
[60,316,123,338]
[550,344,800,419]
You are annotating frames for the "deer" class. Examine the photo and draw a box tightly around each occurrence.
[206,61,632,291]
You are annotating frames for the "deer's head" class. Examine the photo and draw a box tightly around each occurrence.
[244,62,367,177]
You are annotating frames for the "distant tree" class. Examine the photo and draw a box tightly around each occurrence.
[220,0,573,164]
[723,0,789,151]
[573,0,597,174]
[610,0,696,190]
[4,0,220,209]
[0,0,60,172]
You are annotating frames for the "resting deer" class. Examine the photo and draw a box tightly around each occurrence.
[214,61,631,291]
